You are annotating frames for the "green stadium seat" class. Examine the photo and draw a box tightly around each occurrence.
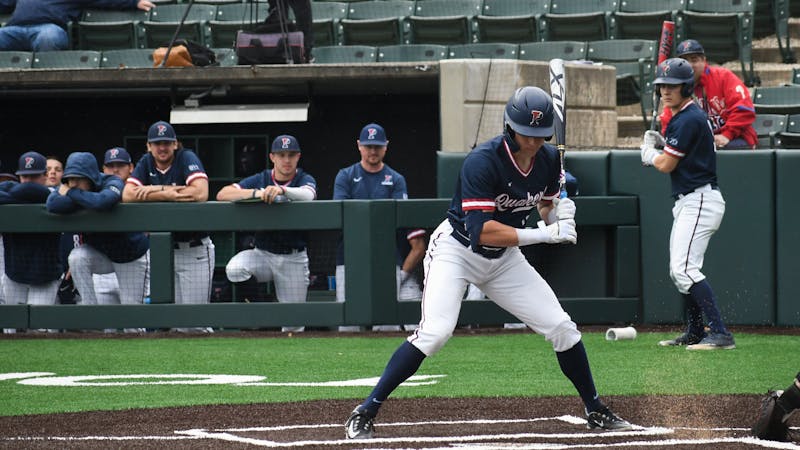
[540,0,616,42]
[793,67,800,85]
[311,1,348,47]
[340,0,414,46]
[518,41,587,61]
[312,45,377,63]
[753,86,800,115]
[752,113,787,148]
[779,114,800,148]
[586,39,656,124]
[195,0,242,5]
[213,47,239,66]
[475,0,549,44]
[142,4,217,48]
[208,3,269,49]
[0,51,33,69]
[676,0,757,86]
[408,0,482,45]
[32,50,102,69]
[77,9,151,50]
[377,43,447,62]
[100,48,155,68]
[754,0,794,64]
[613,0,684,41]
[448,42,518,59]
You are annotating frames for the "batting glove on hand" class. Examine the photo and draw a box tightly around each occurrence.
[538,218,577,244]
[553,197,576,221]
[640,143,660,167]
[643,130,665,149]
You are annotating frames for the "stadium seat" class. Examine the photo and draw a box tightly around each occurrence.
[340,0,414,46]
[448,42,518,59]
[311,1,348,47]
[586,39,656,123]
[100,48,155,68]
[408,0,482,45]
[752,113,787,148]
[77,9,151,50]
[676,0,757,86]
[753,86,800,115]
[0,51,32,69]
[754,0,794,64]
[613,0,684,41]
[518,41,587,62]
[792,68,800,85]
[142,3,217,48]
[312,45,377,64]
[475,0,549,44]
[540,0,616,42]
[32,50,102,69]
[213,47,239,66]
[377,44,447,62]
[208,3,269,49]
[195,0,241,5]
[779,114,800,148]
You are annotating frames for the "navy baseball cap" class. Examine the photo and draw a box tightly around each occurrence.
[359,123,388,146]
[15,151,47,175]
[676,39,704,57]
[270,134,301,152]
[147,120,177,142]
[104,147,132,165]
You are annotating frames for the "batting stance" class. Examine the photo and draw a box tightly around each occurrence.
[216,135,317,332]
[345,87,632,439]
[46,152,150,307]
[123,121,214,330]
[641,58,734,350]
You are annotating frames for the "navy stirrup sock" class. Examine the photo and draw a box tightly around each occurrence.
[683,293,705,336]
[360,341,426,417]
[556,341,603,413]
[689,280,728,335]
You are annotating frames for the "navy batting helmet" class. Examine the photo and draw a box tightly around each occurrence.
[653,57,694,98]
[503,86,554,138]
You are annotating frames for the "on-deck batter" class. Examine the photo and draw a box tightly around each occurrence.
[344,86,633,439]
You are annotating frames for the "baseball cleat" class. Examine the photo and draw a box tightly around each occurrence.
[686,332,735,350]
[658,331,706,347]
[345,408,374,439]
[586,406,634,431]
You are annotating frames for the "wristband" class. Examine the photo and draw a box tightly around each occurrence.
[251,189,259,199]
[516,227,551,246]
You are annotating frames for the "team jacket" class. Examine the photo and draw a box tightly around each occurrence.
[234,168,316,253]
[46,153,148,263]
[0,181,64,284]
[333,162,422,266]
[3,0,139,29]
[127,148,209,243]
[447,134,560,259]
[661,63,757,148]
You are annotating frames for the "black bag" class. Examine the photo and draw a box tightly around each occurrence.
[156,39,217,67]
[235,30,305,65]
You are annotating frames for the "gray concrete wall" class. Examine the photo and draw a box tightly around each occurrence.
[440,59,618,152]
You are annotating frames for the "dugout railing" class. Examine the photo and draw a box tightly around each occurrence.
[0,195,639,331]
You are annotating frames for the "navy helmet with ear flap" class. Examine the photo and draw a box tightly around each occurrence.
[503,86,554,138]
[654,57,695,98]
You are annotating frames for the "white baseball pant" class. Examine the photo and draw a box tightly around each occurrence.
[408,220,581,356]
[174,237,214,305]
[669,186,725,294]
[2,275,59,305]
[226,247,309,332]
[68,245,150,305]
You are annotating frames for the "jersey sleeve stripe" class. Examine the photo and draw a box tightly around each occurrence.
[186,172,209,185]
[462,199,495,210]
[126,177,143,187]
[664,145,685,158]
[406,228,426,240]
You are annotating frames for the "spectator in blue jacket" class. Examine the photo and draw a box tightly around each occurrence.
[46,152,150,307]
[0,0,154,52]
[0,151,63,306]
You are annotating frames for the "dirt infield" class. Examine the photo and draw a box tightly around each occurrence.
[0,395,797,449]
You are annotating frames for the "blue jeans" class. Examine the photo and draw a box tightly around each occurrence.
[0,23,69,51]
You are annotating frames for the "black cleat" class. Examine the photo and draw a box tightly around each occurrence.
[658,332,705,347]
[345,408,374,439]
[587,406,634,431]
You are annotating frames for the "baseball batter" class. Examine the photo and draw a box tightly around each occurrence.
[216,135,317,333]
[46,152,150,308]
[345,87,632,439]
[641,58,734,350]
[123,121,214,331]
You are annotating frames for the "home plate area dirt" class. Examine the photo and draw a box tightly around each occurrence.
[0,396,798,449]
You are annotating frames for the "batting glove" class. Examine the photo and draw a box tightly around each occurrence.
[538,218,577,244]
[553,197,576,221]
[640,143,660,167]
[643,130,665,149]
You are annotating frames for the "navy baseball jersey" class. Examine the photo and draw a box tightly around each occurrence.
[0,181,64,284]
[447,135,560,259]
[662,102,718,198]
[128,149,209,242]
[235,168,316,253]
[333,162,410,265]
[47,174,149,263]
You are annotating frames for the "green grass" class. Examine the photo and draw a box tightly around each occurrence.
[0,332,795,416]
